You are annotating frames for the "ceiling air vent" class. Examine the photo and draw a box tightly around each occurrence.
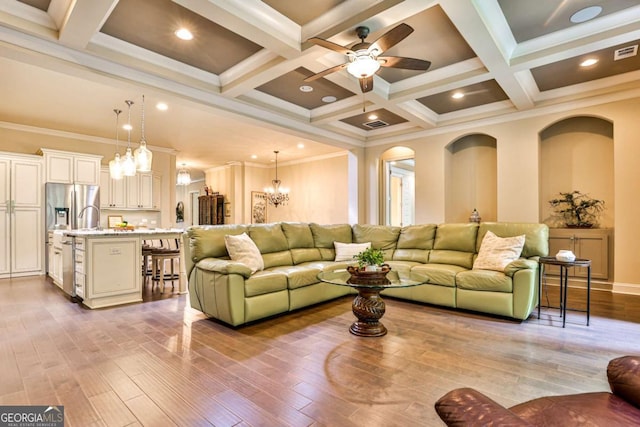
[363,119,389,129]
[614,45,638,61]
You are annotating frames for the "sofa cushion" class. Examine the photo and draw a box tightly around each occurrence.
[249,223,289,253]
[281,222,314,248]
[187,225,248,262]
[244,270,288,297]
[397,224,436,249]
[352,224,401,250]
[310,223,353,260]
[334,241,371,262]
[224,232,264,274]
[479,222,549,258]
[392,249,429,264]
[269,265,322,290]
[434,223,478,252]
[290,248,322,264]
[473,231,525,272]
[456,269,513,292]
[262,251,294,269]
[412,263,468,287]
[429,250,475,269]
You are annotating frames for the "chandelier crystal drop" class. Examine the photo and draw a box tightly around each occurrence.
[176,163,191,186]
[108,109,124,180]
[122,100,137,177]
[134,94,153,172]
[265,150,289,207]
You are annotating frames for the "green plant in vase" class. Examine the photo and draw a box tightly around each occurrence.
[548,190,604,228]
[353,247,385,270]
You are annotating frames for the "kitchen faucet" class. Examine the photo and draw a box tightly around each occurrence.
[78,204,101,230]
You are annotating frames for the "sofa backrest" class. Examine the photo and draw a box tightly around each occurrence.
[392,224,436,264]
[430,223,479,269]
[187,224,248,262]
[352,224,401,259]
[310,223,353,261]
[478,222,549,258]
[281,222,322,264]
[248,223,293,268]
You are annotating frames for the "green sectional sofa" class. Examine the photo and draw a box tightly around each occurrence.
[183,222,548,326]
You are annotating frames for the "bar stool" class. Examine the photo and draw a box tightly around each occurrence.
[151,238,180,293]
[141,240,154,284]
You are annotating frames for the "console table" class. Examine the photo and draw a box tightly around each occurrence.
[538,256,591,327]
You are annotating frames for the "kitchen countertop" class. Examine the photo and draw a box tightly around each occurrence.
[64,228,186,237]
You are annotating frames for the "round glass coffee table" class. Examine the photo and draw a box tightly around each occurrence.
[318,268,428,337]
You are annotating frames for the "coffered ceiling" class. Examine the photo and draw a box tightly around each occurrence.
[1,0,640,170]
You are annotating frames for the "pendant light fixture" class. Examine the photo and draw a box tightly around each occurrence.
[265,150,289,207]
[122,99,137,177]
[134,94,153,172]
[108,109,123,180]
[176,163,192,186]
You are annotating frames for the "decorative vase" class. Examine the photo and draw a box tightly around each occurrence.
[364,265,378,272]
[556,250,576,262]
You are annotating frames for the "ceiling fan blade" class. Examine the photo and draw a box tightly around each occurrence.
[359,76,374,93]
[303,63,348,82]
[378,56,431,71]
[368,23,414,55]
[307,37,354,55]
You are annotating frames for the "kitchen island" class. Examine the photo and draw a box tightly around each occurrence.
[64,229,187,309]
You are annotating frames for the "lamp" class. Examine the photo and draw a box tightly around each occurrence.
[176,163,191,186]
[134,94,153,172]
[346,50,381,78]
[108,109,123,180]
[122,100,137,177]
[265,150,289,207]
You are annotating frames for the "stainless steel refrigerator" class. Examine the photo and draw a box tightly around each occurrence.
[45,182,100,231]
[45,183,100,297]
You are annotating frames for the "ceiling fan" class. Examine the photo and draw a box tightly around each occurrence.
[304,23,431,93]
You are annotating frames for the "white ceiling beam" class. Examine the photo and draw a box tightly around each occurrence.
[57,0,117,48]
[174,0,301,59]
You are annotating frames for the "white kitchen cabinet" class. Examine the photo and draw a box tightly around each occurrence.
[152,174,162,210]
[0,153,43,278]
[79,236,141,308]
[99,168,127,209]
[126,173,153,209]
[40,148,102,185]
[548,228,613,280]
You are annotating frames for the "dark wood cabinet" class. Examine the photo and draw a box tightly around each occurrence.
[198,194,224,225]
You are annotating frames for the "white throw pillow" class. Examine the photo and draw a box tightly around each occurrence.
[224,232,264,274]
[334,241,371,262]
[473,231,525,272]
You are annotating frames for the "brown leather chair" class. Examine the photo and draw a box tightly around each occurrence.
[435,355,640,426]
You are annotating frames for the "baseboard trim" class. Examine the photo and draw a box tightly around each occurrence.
[612,282,640,295]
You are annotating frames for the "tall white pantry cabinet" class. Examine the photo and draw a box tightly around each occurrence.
[0,152,42,278]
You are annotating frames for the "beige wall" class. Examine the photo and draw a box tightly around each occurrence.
[365,97,640,293]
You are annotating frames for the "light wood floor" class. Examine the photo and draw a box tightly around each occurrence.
[1,276,639,426]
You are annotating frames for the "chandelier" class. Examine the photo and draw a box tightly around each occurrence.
[108,109,123,179]
[177,163,191,186]
[134,94,153,172]
[265,150,289,207]
[121,99,137,177]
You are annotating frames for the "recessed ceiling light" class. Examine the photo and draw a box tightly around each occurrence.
[175,28,193,40]
[452,92,465,99]
[322,95,337,103]
[123,124,132,131]
[156,102,168,111]
[580,58,599,67]
[570,6,602,24]
[299,85,313,92]
[251,154,257,159]
[297,143,304,149]
[368,114,378,120]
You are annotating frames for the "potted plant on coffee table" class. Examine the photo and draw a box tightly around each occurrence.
[548,190,605,228]
[353,247,385,271]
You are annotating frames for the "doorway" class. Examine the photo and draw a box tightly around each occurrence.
[381,147,415,227]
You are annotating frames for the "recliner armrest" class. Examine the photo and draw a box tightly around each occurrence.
[504,259,538,277]
[435,387,533,426]
[608,355,640,409]
[195,258,252,278]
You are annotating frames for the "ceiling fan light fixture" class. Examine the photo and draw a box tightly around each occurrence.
[346,54,381,78]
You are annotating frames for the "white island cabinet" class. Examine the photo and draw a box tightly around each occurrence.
[66,230,186,309]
